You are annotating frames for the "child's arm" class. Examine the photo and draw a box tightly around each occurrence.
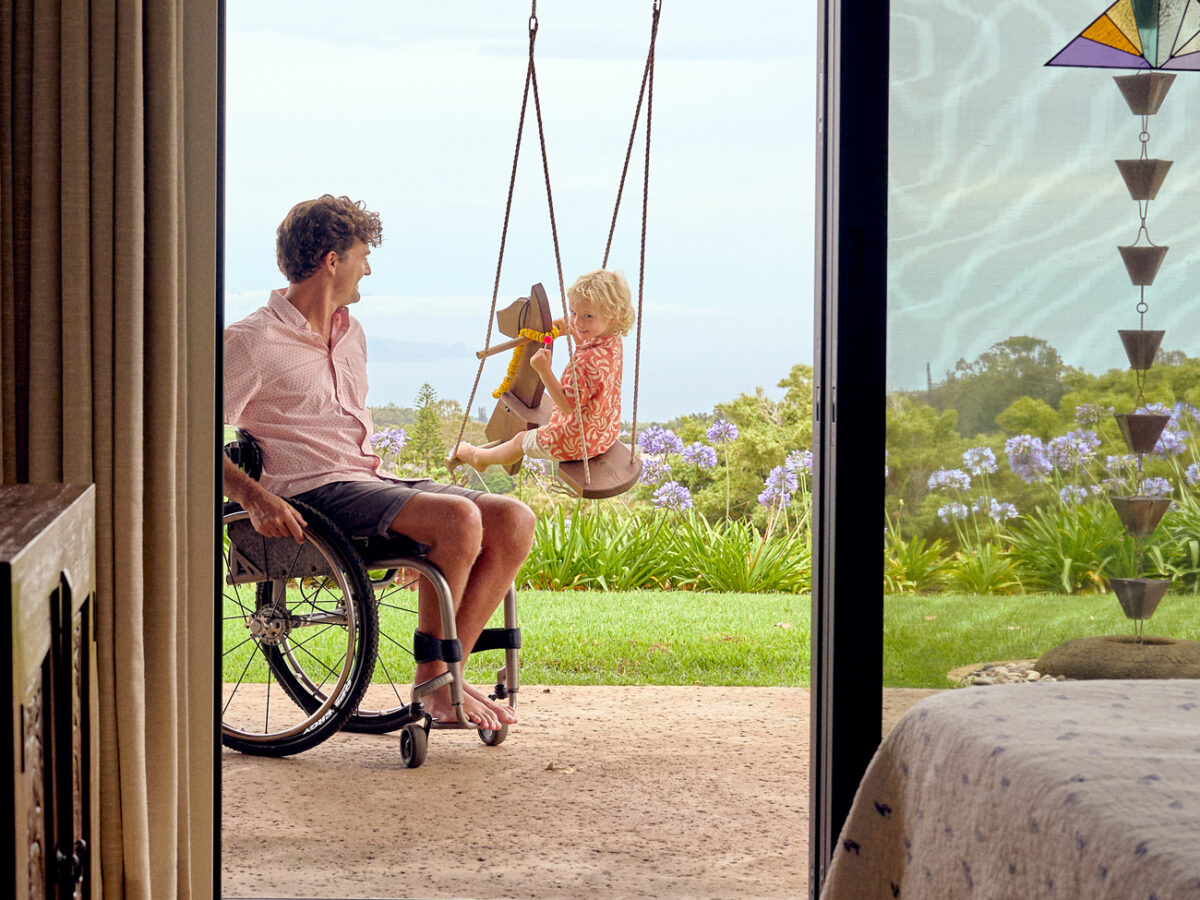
[530,348,575,417]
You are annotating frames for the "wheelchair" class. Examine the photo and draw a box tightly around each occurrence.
[220,431,521,766]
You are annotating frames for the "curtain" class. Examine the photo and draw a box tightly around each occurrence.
[0,1,218,897]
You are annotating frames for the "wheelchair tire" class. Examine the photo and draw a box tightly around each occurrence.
[221,502,378,757]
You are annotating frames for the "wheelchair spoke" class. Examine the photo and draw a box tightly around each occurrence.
[223,632,258,658]
[376,596,419,617]
[279,622,341,654]
[374,654,407,707]
[288,642,348,692]
[376,624,414,658]
[223,638,265,717]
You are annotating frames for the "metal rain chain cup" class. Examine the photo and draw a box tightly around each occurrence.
[1046,4,1200,639]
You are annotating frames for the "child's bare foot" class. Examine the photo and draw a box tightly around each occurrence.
[445,442,465,473]
[448,441,487,473]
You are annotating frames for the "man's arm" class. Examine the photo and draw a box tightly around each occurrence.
[223,455,307,542]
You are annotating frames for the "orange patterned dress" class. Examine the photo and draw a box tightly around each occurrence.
[535,334,623,461]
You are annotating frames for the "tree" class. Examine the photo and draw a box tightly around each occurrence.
[994,396,1060,439]
[931,336,1074,437]
[406,382,444,473]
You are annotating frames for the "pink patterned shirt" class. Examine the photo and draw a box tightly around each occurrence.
[537,334,623,461]
[224,291,392,497]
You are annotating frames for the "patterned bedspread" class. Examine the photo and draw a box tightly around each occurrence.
[821,680,1200,899]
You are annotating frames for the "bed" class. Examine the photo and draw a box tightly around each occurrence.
[820,680,1200,899]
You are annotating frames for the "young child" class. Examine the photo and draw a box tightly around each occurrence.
[450,268,635,471]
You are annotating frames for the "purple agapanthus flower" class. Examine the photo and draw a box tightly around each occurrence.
[758,465,798,508]
[638,425,684,456]
[1058,484,1090,506]
[1187,463,1200,487]
[1047,430,1101,471]
[786,449,813,474]
[1074,404,1113,427]
[682,442,718,469]
[928,468,971,491]
[523,457,551,476]
[1005,435,1053,483]
[884,449,889,479]
[1174,402,1200,428]
[937,502,969,523]
[962,446,998,476]
[1105,454,1138,475]
[1155,428,1187,457]
[706,419,739,444]
[1139,477,1172,497]
[990,499,1018,521]
[972,496,1017,521]
[652,480,693,510]
[370,426,408,455]
[638,457,672,485]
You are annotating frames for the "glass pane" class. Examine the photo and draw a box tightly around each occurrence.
[886,0,1200,717]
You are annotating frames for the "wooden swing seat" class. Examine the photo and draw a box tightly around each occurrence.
[496,390,642,498]
[557,441,643,499]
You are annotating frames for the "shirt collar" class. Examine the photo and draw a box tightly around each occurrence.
[267,289,351,342]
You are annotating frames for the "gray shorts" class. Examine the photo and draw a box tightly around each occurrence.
[290,478,483,538]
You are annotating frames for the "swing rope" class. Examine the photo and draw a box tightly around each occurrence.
[454,2,588,473]
[452,1,662,494]
[603,0,660,462]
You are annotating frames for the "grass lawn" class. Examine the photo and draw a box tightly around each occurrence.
[225,588,1200,692]
[462,590,811,686]
[885,592,1200,688]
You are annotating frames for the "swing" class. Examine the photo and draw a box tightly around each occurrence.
[451,0,662,500]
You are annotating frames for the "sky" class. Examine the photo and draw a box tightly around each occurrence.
[227,1,1200,420]
[225,1,816,422]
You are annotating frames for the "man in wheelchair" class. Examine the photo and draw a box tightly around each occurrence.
[223,194,533,731]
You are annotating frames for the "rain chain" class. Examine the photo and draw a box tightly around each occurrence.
[1108,71,1177,638]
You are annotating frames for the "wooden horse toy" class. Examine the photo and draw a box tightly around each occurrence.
[474,283,642,499]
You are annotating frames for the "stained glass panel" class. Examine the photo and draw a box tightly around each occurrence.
[1084,16,1142,53]
[1172,1,1200,53]
[1051,0,1200,67]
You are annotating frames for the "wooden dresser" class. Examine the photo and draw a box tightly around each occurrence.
[2,485,97,899]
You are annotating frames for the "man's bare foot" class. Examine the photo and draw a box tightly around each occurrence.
[464,682,519,725]
[420,684,503,731]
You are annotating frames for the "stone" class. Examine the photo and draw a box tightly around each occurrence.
[1036,635,1200,681]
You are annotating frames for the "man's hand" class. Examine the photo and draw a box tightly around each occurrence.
[243,490,307,542]
[223,454,307,542]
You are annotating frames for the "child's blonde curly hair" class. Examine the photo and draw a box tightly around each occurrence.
[567,268,636,336]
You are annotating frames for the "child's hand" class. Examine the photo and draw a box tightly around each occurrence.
[530,347,553,377]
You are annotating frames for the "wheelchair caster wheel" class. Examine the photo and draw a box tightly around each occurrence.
[400,722,428,768]
[478,723,508,747]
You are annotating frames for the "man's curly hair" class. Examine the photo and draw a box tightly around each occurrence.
[276,195,383,283]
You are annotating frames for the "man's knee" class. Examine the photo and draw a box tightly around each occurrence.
[389,493,483,552]
[479,495,536,557]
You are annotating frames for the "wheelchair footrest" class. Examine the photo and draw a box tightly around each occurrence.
[411,672,454,701]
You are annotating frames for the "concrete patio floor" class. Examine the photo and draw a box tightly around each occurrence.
[221,685,941,900]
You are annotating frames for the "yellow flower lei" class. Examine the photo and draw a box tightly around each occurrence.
[491,326,561,398]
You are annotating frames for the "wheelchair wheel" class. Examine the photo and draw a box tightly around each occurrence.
[221,503,378,756]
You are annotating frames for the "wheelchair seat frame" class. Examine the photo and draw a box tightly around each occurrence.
[220,430,520,766]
